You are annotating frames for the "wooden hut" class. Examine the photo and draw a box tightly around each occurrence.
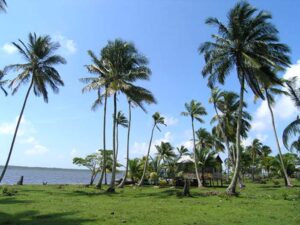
[176,154,223,187]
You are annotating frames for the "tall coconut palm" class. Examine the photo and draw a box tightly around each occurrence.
[115,111,128,161]
[259,81,292,186]
[211,90,251,187]
[181,100,207,187]
[246,139,262,181]
[0,0,7,12]
[209,88,232,182]
[80,50,112,189]
[0,33,66,183]
[97,39,152,192]
[138,112,166,186]
[199,2,290,194]
[0,70,8,96]
[283,77,300,151]
[118,87,156,188]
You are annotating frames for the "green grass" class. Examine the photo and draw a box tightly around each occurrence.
[0,180,299,225]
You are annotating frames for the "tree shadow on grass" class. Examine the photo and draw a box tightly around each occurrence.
[131,188,220,199]
[0,210,94,225]
[63,189,120,197]
[0,198,34,205]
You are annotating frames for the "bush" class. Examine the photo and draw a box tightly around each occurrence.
[149,172,158,184]
[1,186,18,196]
[159,179,168,187]
[272,180,280,186]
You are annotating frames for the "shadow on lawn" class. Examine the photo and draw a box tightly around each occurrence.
[0,198,34,205]
[131,188,220,199]
[0,211,94,225]
[64,189,120,197]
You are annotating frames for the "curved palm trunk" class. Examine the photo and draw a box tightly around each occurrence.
[191,117,202,188]
[226,75,244,195]
[138,124,155,187]
[96,91,108,189]
[107,93,117,192]
[118,101,131,188]
[266,90,292,187]
[0,79,33,183]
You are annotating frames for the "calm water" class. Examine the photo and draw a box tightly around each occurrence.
[0,166,123,185]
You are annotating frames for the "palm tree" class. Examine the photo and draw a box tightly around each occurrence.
[195,128,214,186]
[195,147,217,186]
[155,142,176,176]
[0,33,66,183]
[0,0,7,12]
[181,100,207,187]
[246,139,262,181]
[138,112,166,186]
[259,81,292,186]
[115,111,128,162]
[199,2,290,194]
[118,87,156,188]
[80,50,111,189]
[97,39,153,192]
[0,70,8,96]
[176,145,189,158]
[211,90,251,187]
[128,158,143,184]
[283,77,300,151]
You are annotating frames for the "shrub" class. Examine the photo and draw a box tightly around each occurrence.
[159,179,168,187]
[149,172,158,184]
[2,186,18,196]
[272,180,280,186]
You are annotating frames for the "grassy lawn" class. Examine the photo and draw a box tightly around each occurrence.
[0,180,299,225]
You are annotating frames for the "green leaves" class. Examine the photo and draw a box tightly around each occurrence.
[6,33,66,103]
[200,1,291,99]
[182,100,207,123]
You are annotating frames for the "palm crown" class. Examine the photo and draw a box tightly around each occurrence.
[181,100,207,122]
[199,1,290,98]
[6,33,66,102]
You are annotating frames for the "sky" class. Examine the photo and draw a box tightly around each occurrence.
[0,0,299,169]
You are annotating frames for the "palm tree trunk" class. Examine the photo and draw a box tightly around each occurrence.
[0,79,33,183]
[191,117,202,188]
[107,93,117,192]
[138,124,155,187]
[118,101,131,188]
[266,90,292,187]
[226,75,244,195]
[96,91,108,189]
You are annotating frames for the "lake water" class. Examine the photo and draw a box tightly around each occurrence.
[0,166,123,185]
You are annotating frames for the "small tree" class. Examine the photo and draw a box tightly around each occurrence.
[73,153,102,185]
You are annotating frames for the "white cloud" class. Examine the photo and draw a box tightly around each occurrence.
[2,43,17,55]
[131,132,173,158]
[0,117,35,136]
[70,148,80,157]
[53,33,77,55]
[163,116,179,126]
[25,144,48,156]
[0,117,50,158]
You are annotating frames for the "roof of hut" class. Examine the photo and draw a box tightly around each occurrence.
[177,155,194,164]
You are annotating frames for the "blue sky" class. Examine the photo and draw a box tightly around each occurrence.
[0,0,299,169]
